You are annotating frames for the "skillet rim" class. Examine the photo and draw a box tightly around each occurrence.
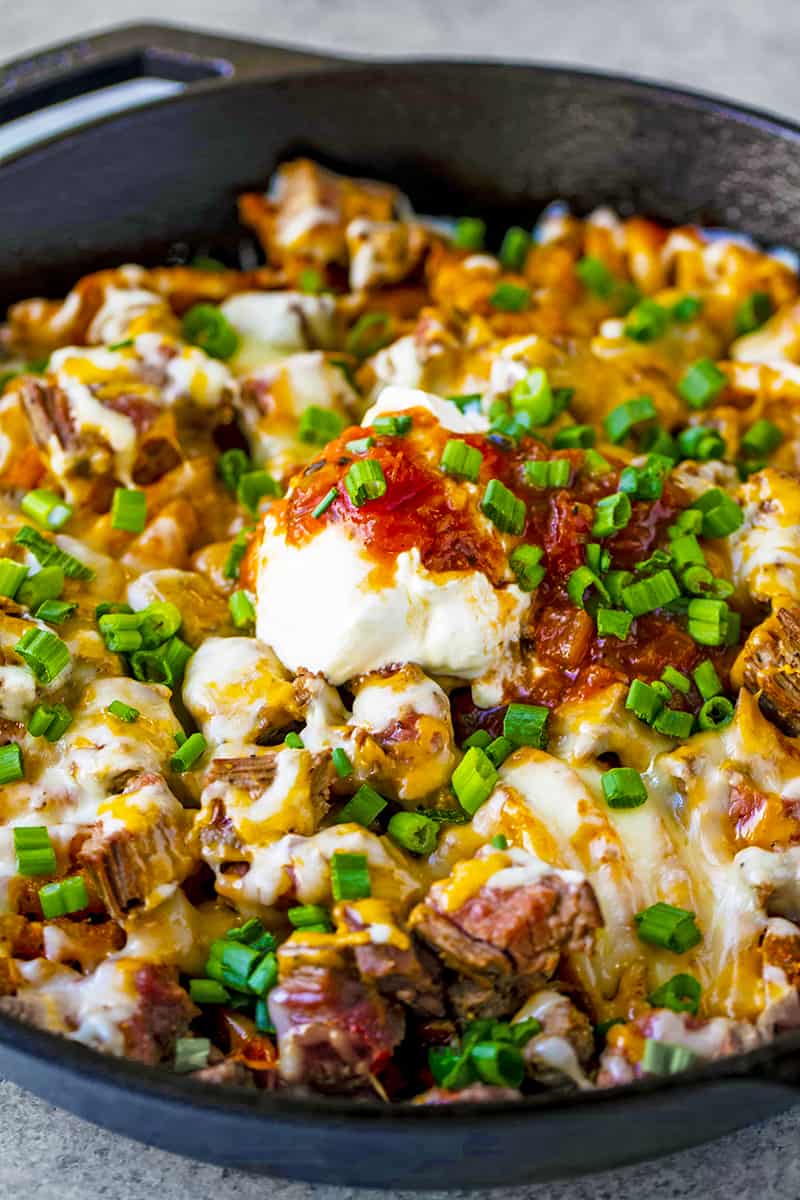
[2,47,800,1129]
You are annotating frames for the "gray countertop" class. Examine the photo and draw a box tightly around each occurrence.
[1,1,799,1196]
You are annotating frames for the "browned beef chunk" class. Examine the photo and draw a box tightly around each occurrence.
[268,965,404,1093]
[190,1059,256,1088]
[741,606,800,736]
[0,956,18,997]
[413,1083,523,1105]
[353,940,446,1019]
[412,876,601,1021]
[121,964,198,1065]
[20,376,76,449]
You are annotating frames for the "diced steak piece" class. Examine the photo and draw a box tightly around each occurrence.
[740,606,800,736]
[413,1083,523,1105]
[121,964,198,1066]
[19,376,76,449]
[268,965,404,1093]
[190,1059,256,1088]
[353,940,446,1019]
[412,876,601,1021]
[515,990,595,1088]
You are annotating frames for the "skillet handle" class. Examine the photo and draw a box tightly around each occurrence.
[0,22,344,154]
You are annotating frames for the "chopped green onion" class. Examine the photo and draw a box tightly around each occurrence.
[635,902,701,953]
[499,226,530,270]
[237,470,282,515]
[312,487,338,519]
[346,436,374,454]
[452,746,498,815]
[642,1039,698,1076]
[509,543,545,591]
[229,590,255,628]
[206,939,262,990]
[653,707,694,739]
[584,448,612,475]
[692,660,722,701]
[248,952,278,996]
[298,267,324,294]
[331,747,353,778]
[331,851,371,901]
[640,427,679,461]
[625,679,664,724]
[619,463,663,502]
[741,417,783,459]
[189,979,230,1004]
[453,217,486,250]
[678,359,726,410]
[170,732,206,773]
[687,598,730,647]
[217,449,251,493]
[107,700,139,723]
[34,599,75,625]
[648,973,701,1015]
[38,875,88,919]
[697,695,734,730]
[38,703,71,743]
[387,811,439,855]
[734,291,773,337]
[191,255,225,272]
[28,704,57,737]
[661,666,691,695]
[14,825,55,875]
[525,458,571,489]
[481,479,526,535]
[491,834,509,850]
[489,282,530,312]
[672,296,703,322]
[346,312,393,358]
[440,439,483,482]
[622,569,680,616]
[337,784,387,827]
[139,602,182,648]
[223,529,250,580]
[601,767,647,809]
[345,459,387,506]
[132,635,193,688]
[0,558,29,599]
[604,396,657,444]
[670,533,706,572]
[462,729,492,750]
[503,702,550,749]
[567,565,609,610]
[592,492,632,538]
[0,744,24,786]
[576,256,615,299]
[20,489,72,532]
[374,414,413,437]
[553,424,595,450]
[288,904,332,929]
[486,735,514,768]
[449,393,483,414]
[510,369,554,424]
[298,405,345,445]
[604,570,632,606]
[597,608,633,640]
[14,628,70,683]
[284,732,304,749]
[174,1037,211,1074]
[14,525,93,580]
[470,1041,525,1088]
[181,304,239,360]
[652,681,672,703]
[624,299,670,342]
[110,488,146,534]
[586,543,610,574]
[676,425,726,461]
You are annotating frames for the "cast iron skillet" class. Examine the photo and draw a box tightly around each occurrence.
[1,22,800,1187]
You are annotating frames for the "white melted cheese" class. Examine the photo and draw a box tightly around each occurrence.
[87,287,167,344]
[369,334,426,392]
[729,468,800,602]
[48,348,138,482]
[183,636,295,751]
[13,959,139,1055]
[255,522,526,685]
[221,291,338,361]
[363,385,488,433]
[350,669,451,732]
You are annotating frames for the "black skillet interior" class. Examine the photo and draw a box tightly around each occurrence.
[1,22,800,1187]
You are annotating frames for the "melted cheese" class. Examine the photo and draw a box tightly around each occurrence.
[183,636,297,751]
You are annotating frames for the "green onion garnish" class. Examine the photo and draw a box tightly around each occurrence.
[14,628,70,683]
[596,608,633,640]
[553,424,595,450]
[346,312,393,359]
[346,436,375,454]
[223,530,250,580]
[503,702,550,749]
[604,396,657,443]
[174,1038,211,1074]
[312,487,338,519]
[189,979,230,1004]
[697,695,734,730]
[345,459,387,506]
[642,1039,698,1075]
[692,659,722,701]
[625,679,664,724]
[635,902,701,953]
[510,369,554,424]
[237,470,282,515]
[191,255,225,273]
[481,479,525,534]
[734,291,772,337]
[374,414,412,437]
[676,426,726,461]
[170,731,207,773]
[110,487,146,534]
[648,973,701,1015]
[337,784,387,827]
[440,438,483,482]
[601,767,647,809]
[330,851,371,900]
[677,359,726,410]
[131,635,193,688]
[331,747,353,778]
[14,525,93,580]
[452,746,498,815]
[34,599,75,625]
[453,217,486,250]
[298,267,324,294]
[470,1041,525,1088]
[462,729,492,750]
[387,811,439,855]
[672,296,703,323]
[499,226,530,271]
[284,732,304,749]
[181,304,239,360]
[217,448,251,493]
[449,393,483,414]
[524,459,571,489]
[0,558,29,599]
[288,904,332,930]
[567,565,610,610]
[653,707,694,739]
[491,834,509,850]
[229,590,255,628]
[138,601,182,649]
[624,299,670,342]
[584,448,612,476]
[592,492,632,538]
[20,489,72,531]
[298,405,345,445]
[28,704,56,737]
[509,543,545,591]
[0,744,25,786]
[107,700,139,723]
[740,418,782,458]
[489,282,530,312]
[661,666,691,694]
[621,569,680,616]
[13,825,55,875]
[38,875,88,919]
[576,256,615,298]
[687,598,731,646]
[485,735,513,768]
